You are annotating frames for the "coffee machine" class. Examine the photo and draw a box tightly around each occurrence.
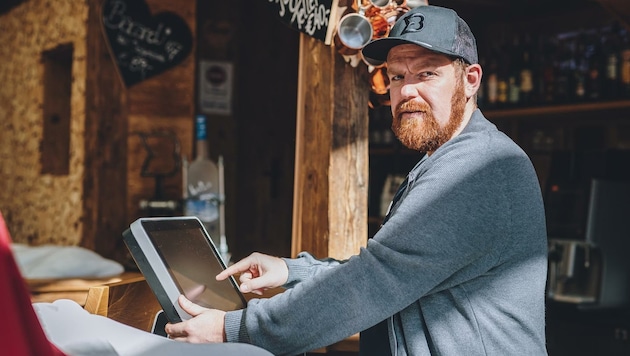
[544,150,630,309]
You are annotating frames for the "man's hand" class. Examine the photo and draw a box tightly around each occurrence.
[165,295,226,343]
[217,252,289,296]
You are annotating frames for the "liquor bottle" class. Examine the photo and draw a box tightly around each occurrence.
[603,22,621,100]
[554,35,572,103]
[507,34,521,107]
[485,58,499,109]
[184,115,221,243]
[572,31,587,102]
[539,36,557,105]
[497,39,510,108]
[519,34,535,106]
[585,29,603,101]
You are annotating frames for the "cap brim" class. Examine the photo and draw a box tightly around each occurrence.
[361,37,456,63]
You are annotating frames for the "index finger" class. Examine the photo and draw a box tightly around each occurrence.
[216,256,254,281]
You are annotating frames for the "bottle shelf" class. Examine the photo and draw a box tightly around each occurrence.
[484,99,630,120]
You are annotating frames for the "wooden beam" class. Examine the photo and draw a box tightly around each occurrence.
[292,34,369,260]
[83,0,128,258]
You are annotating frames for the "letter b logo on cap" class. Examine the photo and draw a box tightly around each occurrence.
[400,14,424,35]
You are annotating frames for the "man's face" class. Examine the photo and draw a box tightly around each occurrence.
[387,44,467,153]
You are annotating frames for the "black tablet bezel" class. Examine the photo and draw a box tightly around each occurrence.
[123,216,246,323]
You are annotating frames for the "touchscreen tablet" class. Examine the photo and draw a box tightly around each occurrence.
[123,216,247,323]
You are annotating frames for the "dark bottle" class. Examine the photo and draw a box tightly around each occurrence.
[540,36,557,104]
[554,36,572,103]
[496,38,510,108]
[585,29,603,101]
[602,23,621,100]
[572,31,588,102]
[519,34,535,106]
[485,58,499,109]
[507,35,521,107]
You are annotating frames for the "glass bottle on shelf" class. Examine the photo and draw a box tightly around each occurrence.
[584,29,603,101]
[485,57,499,109]
[519,34,535,106]
[572,30,587,102]
[184,115,221,244]
[507,34,521,107]
[540,36,557,105]
[603,22,621,100]
[554,34,573,103]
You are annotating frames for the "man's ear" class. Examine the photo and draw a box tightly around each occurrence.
[465,64,482,98]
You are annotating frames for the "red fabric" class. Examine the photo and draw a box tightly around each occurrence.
[0,212,66,356]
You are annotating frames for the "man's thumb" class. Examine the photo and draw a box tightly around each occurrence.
[178,295,209,316]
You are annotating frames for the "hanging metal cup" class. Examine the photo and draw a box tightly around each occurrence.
[336,12,374,51]
[367,0,392,8]
[405,0,428,8]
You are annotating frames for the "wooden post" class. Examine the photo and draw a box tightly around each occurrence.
[82,0,128,257]
[291,34,369,260]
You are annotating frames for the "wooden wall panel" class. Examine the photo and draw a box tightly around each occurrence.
[229,0,299,260]
[124,0,196,235]
[84,0,196,260]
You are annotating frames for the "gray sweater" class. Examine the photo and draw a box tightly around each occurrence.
[224,110,548,356]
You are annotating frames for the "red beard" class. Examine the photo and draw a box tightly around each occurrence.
[392,77,466,152]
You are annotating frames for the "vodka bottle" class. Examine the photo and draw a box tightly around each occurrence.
[185,115,220,242]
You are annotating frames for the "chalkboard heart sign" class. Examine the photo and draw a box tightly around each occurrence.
[101,0,193,87]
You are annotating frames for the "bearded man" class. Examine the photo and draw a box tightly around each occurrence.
[165,5,549,356]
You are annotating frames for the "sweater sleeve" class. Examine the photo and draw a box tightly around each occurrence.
[223,125,541,356]
[282,252,343,288]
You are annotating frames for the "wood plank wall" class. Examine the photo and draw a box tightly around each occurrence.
[0,0,367,264]
[83,0,195,261]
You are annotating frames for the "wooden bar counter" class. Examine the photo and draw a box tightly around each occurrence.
[28,272,359,354]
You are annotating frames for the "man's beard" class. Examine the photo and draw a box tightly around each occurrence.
[391,78,466,152]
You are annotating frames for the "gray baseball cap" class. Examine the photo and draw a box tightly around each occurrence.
[361,5,478,64]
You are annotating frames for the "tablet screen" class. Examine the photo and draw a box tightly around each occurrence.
[142,219,246,311]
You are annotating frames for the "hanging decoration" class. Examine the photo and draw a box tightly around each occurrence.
[329,0,428,107]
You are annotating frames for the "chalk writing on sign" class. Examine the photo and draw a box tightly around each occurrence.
[267,0,338,45]
[101,0,193,87]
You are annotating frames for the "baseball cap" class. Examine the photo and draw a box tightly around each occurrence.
[361,5,478,64]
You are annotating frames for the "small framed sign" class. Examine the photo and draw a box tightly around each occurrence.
[199,60,234,116]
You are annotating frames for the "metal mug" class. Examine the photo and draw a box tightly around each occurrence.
[336,13,374,50]
[405,0,428,8]
[367,0,392,8]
